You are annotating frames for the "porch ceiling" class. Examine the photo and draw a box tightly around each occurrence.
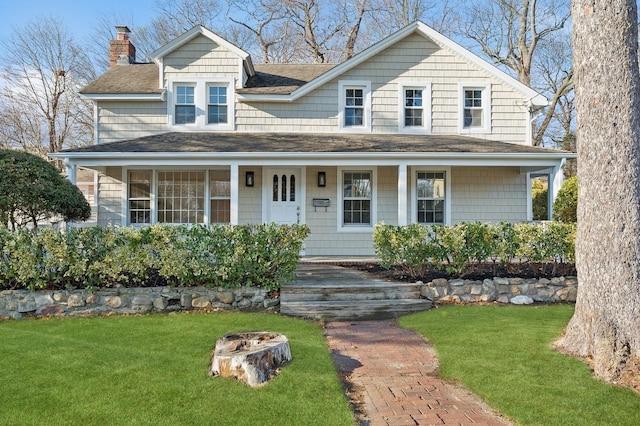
[56,132,571,156]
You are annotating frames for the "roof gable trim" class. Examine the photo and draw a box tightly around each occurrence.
[239,21,546,107]
[150,25,255,76]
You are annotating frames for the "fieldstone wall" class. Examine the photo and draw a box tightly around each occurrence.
[0,286,279,320]
[420,276,578,305]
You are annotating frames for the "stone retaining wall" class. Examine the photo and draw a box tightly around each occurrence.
[0,276,579,320]
[0,286,279,320]
[420,276,578,305]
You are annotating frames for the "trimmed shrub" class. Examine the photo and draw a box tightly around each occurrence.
[374,222,576,278]
[0,224,309,292]
[531,177,549,220]
[0,149,91,230]
[553,176,577,222]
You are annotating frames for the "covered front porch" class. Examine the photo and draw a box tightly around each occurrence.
[51,132,572,256]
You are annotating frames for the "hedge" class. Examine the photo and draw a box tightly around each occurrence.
[374,222,576,277]
[553,176,578,222]
[0,224,310,292]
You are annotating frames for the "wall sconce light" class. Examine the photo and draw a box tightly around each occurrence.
[317,171,326,187]
[245,171,254,187]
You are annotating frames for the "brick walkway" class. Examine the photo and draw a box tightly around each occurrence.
[324,320,512,426]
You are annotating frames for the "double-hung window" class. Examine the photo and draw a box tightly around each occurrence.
[210,170,231,223]
[345,88,364,126]
[170,78,234,130]
[207,85,228,124]
[459,83,491,133]
[343,171,372,226]
[399,82,431,132]
[404,89,423,126]
[463,89,483,128]
[175,85,195,124]
[338,81,371,132]
[128,170,152,224]
[416,172,446,224]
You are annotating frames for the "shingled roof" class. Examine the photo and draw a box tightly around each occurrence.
[238,64,337,95]
[80,63,161,95]
[58,132,569,156]
[80,63,334,96]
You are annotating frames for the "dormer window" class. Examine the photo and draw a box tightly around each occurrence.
[168,78,234,131]
[175,85,195,124]
[207,85,228,124]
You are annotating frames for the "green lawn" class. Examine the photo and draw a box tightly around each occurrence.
[0,312,354,426]
[399,305,640,426]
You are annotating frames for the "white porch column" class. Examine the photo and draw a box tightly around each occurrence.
[397,163,408,226]
[64,159,77,185]
[230,164,239,225]
[549,159,567,219]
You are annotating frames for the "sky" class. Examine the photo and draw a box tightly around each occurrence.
[0,0,157,42]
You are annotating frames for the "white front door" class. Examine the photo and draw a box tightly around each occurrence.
[265,168,302,224]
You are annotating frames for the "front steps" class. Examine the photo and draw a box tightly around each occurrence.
[280,263,432,321]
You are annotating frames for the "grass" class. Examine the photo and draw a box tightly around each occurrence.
[0,312,354,426]
[399,305,640,426]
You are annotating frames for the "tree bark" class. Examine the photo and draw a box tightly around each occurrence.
[556,0,640,386]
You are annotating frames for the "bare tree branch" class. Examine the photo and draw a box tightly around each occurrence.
[0,15,94,161]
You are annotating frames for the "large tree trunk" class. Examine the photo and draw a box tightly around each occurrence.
[556,0,640,386]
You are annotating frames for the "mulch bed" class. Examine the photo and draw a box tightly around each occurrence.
[337,262,577,283]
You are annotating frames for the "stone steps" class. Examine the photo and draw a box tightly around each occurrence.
[280,282,421,302]
[280,299,432,321]
[280,263,432,321]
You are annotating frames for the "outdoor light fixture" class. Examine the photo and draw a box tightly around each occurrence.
[245,171,254,187]
[317,171,326,187]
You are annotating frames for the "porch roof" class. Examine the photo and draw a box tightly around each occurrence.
[57,132,570,156]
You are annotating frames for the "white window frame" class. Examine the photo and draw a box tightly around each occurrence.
[338,80,372,133]
[123,168,232,226]
[209,169,231,224]
[207,84,229,125]
[127,170,153,225]
[167,77,235,131]
[174,84,196,125]
[156,170,206,224]
[458,82,491,134]
[411,167,451,225]
[398,82,431,133]
[337,167,377,232]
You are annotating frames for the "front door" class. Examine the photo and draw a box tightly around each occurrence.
[265,168,302,224]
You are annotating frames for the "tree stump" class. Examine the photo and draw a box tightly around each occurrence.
[209,332,292,387]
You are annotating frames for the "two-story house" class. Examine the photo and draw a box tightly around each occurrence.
[52,21,572,256]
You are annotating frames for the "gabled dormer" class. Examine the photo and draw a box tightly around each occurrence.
[150,26,255,132]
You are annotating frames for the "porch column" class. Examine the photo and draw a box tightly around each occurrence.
[397,163,408,226]
[549,159,567,219]
[230,164,239,225]
[64,158,77,185]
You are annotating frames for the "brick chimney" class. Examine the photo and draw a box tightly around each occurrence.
[109,26,136,67]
